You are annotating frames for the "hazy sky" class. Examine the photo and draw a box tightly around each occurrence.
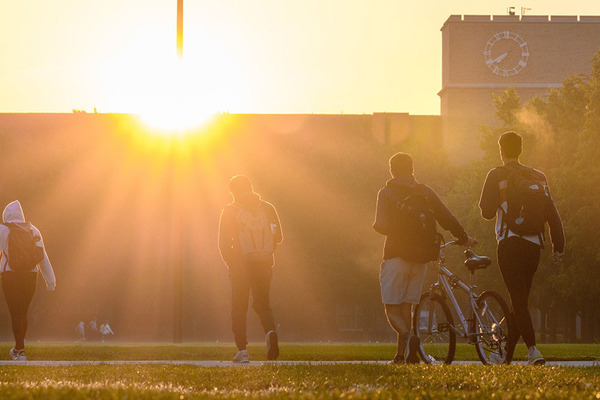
[2,1,599,116]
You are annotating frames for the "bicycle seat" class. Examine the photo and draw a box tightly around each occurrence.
[464,249,491,271]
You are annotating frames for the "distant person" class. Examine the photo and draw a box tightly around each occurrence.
[218,175,283,363]
[373,152,475,364]
[76,321,86,342]
[479,131,565,365]
[0,200,56,361]
[100,321,114,342]
[88,318,99,341]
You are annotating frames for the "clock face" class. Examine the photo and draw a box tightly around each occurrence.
[483,31,529,77]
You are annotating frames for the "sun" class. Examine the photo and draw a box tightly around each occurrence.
[101,32,248,135]
[134,59,219,134]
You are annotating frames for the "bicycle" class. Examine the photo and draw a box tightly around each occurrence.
[413,239,513,365]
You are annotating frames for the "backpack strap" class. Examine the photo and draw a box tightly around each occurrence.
[389,182,424,200]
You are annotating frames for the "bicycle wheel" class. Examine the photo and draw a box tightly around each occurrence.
[413,292,456,364]
[474,290,513,365]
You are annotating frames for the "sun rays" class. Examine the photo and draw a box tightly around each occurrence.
[0,112,385,340]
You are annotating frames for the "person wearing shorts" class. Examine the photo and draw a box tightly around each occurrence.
[374,152,475,363]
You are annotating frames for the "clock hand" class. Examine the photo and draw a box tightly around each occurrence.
[486,52,508,66]
[494,52,508,63]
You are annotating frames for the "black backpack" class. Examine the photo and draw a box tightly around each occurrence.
[3,223,44,271]
[502,165,550,237]
[392,184,440,263]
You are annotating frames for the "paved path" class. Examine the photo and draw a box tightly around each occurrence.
[0,360,597,367]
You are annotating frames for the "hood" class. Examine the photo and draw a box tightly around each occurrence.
[3,200,25,223]
[386,176,417,189]
[234,191,261,211]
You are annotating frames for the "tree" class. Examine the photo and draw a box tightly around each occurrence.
[475,53,600,342]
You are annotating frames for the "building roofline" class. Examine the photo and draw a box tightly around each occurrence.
[441,14,600,30]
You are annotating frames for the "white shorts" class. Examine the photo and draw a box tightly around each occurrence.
[379,257,427,305]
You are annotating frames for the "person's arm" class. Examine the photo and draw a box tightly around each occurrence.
[272,207,283,246]
[479,169,501,221]
[263,202,283,247]
[218,206,236,267]
[427,187,469,244]
[543,178,565,257]
[373,188,391,235]
[33,228,55,291]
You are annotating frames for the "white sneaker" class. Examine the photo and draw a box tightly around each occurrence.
[16,350,26,361]
[232,349,249,363]
[266,331,279,360]
[528,349,545,365]
[9,348,26,361]
[488,352,503,365]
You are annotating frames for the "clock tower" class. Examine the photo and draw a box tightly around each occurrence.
[439,14,600,159]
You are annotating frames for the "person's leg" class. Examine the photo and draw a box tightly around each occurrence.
[19,274,37,349]
[497,238,540,354]
[248,257,279,360]
[384,303,412,359]
[2,272,37,351]
[380,257,425,362]
[248,260,276,334]
[230,265,251,351]
[2,272,24,350]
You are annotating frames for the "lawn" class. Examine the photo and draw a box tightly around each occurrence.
[2,342,598,362]
[0,343,598,399]
[0,364,599,399]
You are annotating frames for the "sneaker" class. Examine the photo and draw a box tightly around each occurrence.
[232,349,249,363]
[405,335,421,364]
[389,354,405,364]
[528,349,545,365]
[266,331,279,360]
[9,348,18,361]
[16,350,26,361]
[488,352,503,365]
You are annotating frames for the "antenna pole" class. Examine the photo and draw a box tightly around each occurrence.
[177,0,183,58]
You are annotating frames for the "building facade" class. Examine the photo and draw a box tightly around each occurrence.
[440,14,600,157]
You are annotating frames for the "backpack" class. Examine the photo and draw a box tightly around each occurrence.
[392,184,440,263]
[3,223,44,271]
[234,203,274,256]
[501,165,550,237]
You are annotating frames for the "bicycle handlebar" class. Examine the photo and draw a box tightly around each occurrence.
[440,240,459,249]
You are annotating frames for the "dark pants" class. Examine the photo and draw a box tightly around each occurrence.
[1,271,38,350]
[230,257,276,350]
[497,237,541,352]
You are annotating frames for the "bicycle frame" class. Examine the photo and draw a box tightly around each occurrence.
[427,241,488,342]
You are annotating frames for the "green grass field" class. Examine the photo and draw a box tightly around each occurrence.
[2,342,598,362]
[0,343,598,399]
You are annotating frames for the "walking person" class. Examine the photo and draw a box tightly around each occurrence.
[479,131,565,365]
[100,321,114,342]
[76,320,86,342]
[0,200,56,361]
[374,152,476,364]
[219,175,283,363]
[88,318,99,341]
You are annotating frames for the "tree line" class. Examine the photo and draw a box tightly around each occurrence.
[438,52,600,342]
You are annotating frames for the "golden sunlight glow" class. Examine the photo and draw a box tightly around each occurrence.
[101,31,249,135]
[136,59,217,134]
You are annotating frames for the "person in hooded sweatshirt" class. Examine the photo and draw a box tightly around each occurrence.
[0,200,56,361]
[373,152,475,364]
[218,175,283,363]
